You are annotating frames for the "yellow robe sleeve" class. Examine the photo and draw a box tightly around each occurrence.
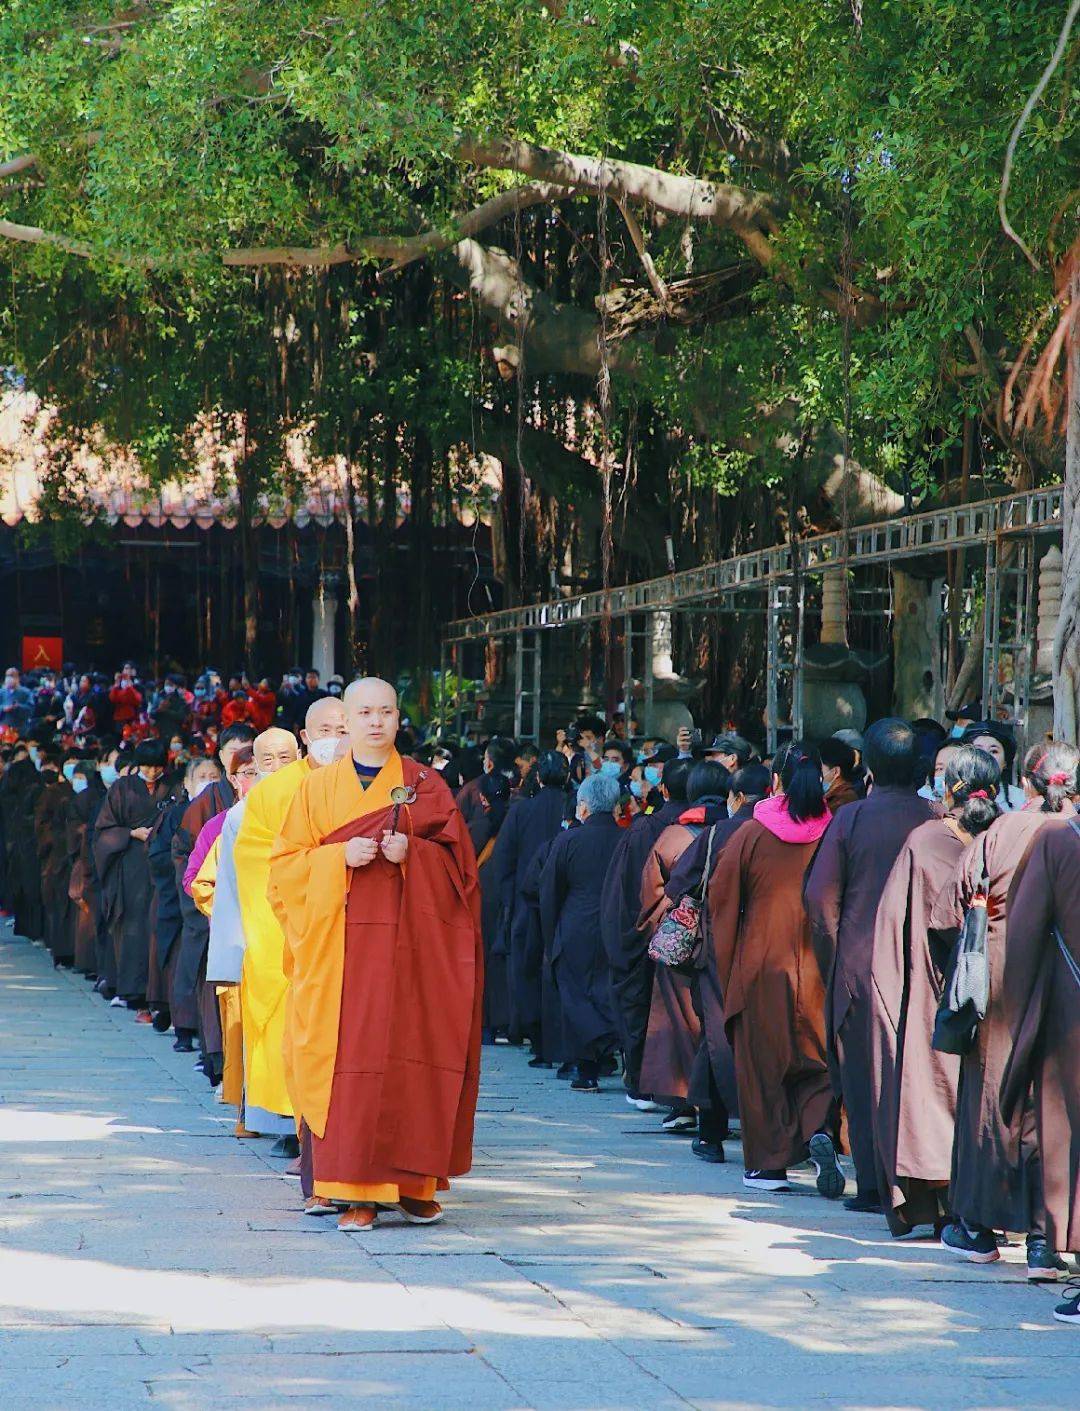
[191,836,220,919]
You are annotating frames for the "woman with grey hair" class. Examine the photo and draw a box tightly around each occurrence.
[539,772,623,1092]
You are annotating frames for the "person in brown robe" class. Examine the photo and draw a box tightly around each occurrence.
[929,742,1078,1277]
[819,737,861,815]
[34,755,74,967]
[1001,788,1080,1323]
[804,719,934,1212]
[665,763,771,1161]
[868,743,1001,1237]
[65,761,106,975]
[638,761,731,1127]
[601,754,691,1104]
[708,742,844,1196]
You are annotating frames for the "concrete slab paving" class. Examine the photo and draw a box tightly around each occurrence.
[0,924,1074,1410]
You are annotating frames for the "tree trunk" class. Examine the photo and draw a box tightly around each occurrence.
[409,430,435,713]
[1052,267,1080,742]
[237,429,260,669]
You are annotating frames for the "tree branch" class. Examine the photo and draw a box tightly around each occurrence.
[613,198,671,313]
[457,134,781,267]
[999,0,1080,271]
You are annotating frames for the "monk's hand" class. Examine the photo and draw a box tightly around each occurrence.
[380,830,409,864]
[344,835,380,868]
[130,826,151,842]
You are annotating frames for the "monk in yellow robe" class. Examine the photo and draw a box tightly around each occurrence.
[233,706,348,1147]
[269,678,483,1232]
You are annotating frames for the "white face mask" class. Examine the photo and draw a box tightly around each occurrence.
[187,778,214,801]
[307,736,341,767]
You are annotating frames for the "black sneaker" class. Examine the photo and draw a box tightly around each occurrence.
[172,1035,195,1053]
[844,1191,883,1214]
[556,1062,575,1080]
[743,1169,789,1192]
[1053,1284,1080,1324]
[808,1132,846,1200]
[691,1138,725,1163]
[940,1221,1001,1264]
[570,1075,600,1092]
[528,1056,555,1069]
[661,1109,697,1134]
[269,1135,300,1159]
[1027,1237,1069,1282]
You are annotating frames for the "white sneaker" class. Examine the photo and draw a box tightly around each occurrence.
[109,996,125,1008]
[626,1094,665,1112]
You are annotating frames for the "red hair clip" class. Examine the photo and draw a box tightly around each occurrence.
[1048,772,1070,787]
[967,789,989,801]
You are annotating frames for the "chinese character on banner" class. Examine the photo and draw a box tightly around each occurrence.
[22,637,64,673]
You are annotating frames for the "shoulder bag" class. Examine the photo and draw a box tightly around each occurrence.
[648,825,716,969]
[932,847,990,1056]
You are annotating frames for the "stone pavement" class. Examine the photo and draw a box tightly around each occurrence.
[0,925,1076,1411]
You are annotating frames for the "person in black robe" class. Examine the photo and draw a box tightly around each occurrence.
[661,763,771,1160]
[93,741,168,1007]
[469,769,513,1041]
[520,833,565,1069]
[600,755,691,1101]
[540,772,625,1091]
[146,771,189,1035]
[490,749,570,1052]
[1,749,45,941]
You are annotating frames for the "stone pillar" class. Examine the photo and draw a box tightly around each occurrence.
[1036,545,1062,675]
[312,576,338,682]
[819,570,849,646]
[651,610,675,679]
[891,568,945,720]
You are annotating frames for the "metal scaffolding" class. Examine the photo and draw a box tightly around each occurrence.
[441,485,1063,745]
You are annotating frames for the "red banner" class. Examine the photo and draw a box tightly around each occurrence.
[22,636,64,673]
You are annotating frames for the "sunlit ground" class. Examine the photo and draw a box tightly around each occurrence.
[0,932,1073,1410]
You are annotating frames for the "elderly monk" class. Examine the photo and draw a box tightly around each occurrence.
[233,710,346,1145]
[269,677,483,1232]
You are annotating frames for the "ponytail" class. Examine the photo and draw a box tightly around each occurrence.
[778,740,827,824]
[1028,741,1080,814]
[944,744,1001,837]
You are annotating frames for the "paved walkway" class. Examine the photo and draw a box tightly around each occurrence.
[0,924,1075,1410]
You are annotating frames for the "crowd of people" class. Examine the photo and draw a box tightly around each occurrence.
[2,659,1079,1326]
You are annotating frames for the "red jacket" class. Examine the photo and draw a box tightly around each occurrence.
[220,698,254,729]
[246,687,277,732]
[108,683,143,725]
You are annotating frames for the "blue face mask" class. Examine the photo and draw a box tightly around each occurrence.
[950,725,965,739]
[72,776,89,795]
[630,780,644,799]
[62,760,77,782]
[635,749,648,765]
[100,763,119,787]
[931,775,947,799]
[600,759,622,778]
[644,765,662,787]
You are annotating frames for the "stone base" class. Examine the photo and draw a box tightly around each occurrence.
[802,681,867,739]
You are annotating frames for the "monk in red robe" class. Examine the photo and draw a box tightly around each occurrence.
[269,677,483,1232]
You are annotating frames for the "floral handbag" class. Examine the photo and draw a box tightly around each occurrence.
[648,825,716,968]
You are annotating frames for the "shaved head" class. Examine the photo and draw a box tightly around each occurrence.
[304,695,348,739]
[345,677,399,766]
[253,727,300,775]
[343,677,397,710]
